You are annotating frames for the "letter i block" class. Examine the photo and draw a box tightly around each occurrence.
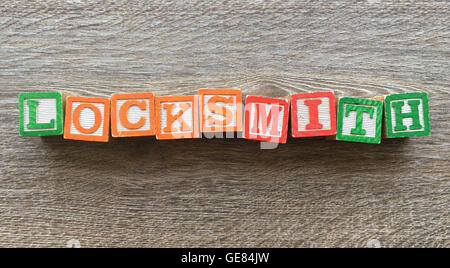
[111,93,156,137]
[64,96,110,142]
[337,97,383,144]
[198,89,243,133]
[155,95,199,140]
[19,92,64,136]
[244,96,290,143]
[291,91,336,137]
[384,92,430,138]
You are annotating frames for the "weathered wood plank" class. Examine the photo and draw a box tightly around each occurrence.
[0,0,448,247]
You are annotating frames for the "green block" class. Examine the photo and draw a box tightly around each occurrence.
[19,92,64,136]
[385,92,430,138]
[337,97,383,144]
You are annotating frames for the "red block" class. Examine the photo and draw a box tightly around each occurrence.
[291,91,336,137]
[244,95,290,143]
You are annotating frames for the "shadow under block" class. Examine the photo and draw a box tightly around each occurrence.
[111,92,156,138]
[198,89,243,133]
[336,97,383,144]
[244,95,290,144]
[19,92,64,136]
[384,92,430,138]
[155,95,199,140]
[64,96,110,142]
[291,91,337,138]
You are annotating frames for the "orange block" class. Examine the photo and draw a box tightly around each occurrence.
[155,95,199,140]
[198,89,242,133]
[111,92,156,137]
[64,96,110,142]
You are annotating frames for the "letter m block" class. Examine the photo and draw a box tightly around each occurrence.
[244,95,290,143]
[19,92,63,136]
[385,92,430,138]
[337,97,383,144]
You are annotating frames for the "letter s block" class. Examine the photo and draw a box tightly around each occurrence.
[244,95,290,143]
[111,92,156,137]
[291,91,336,137]
[337,97,383,144]
[19,92,64,136]
[198,89,242,133]
[64,96,110,142]
[384,92,430,138]
[155,95,199,140]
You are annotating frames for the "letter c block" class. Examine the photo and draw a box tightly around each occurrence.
[111,92,156,137]
[64,96,110,142]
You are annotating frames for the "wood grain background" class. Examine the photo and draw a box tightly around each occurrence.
[0,0,449,248]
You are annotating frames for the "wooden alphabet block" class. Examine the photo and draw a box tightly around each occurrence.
[291,91,337,137]
[384,92,430,138]
[64,96,110,142]
[19,92,64,136]
[198,89,243,133]
[155,95,199,140]
[336,97,383,144]
[244,95,290,143]
[111,92,156,137]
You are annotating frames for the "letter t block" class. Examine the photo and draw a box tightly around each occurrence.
[244,95,290,143]
[19,92,64,136]
[337,97,383,144]
[384,92,430,138]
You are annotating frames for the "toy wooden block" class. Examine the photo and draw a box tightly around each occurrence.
[244,95,290,143]
[384,92,430,138]
[336,97,383,144]
[291,91,336,137]
[64,96,110,142]
[155,95,199,140]
[111,92,156,138]
[198,89,243,133]
[19,92,64,136]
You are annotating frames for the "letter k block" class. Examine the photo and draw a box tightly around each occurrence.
[384,92,430,138]
[337,97,383,144]
[244,95,290,143]
[156,95,199,140]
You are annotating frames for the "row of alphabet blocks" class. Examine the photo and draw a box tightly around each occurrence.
[19,90,430,143]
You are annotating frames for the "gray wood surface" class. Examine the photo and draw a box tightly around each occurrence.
[0,0,449,248]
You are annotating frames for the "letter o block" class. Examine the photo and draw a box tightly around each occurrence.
[19,92,64,136]
[111,92,156,137]
[291,91,336,137]
[64,96,110,142]
[337,97,383,144]
[385,92,430,138]
[156,95,199,140]
[244,95,290,143]
[198,89,242,133]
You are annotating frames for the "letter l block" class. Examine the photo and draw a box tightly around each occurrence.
[19,92,64,136]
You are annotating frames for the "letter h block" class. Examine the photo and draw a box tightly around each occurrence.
[156,95,200,140]
[291,91,337,137]
[64,96,110,142]
[337,97,383,144]
[384,92,430,138]
[19,92,64,136]
[111,92,156,137]
[244,95,290,143]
